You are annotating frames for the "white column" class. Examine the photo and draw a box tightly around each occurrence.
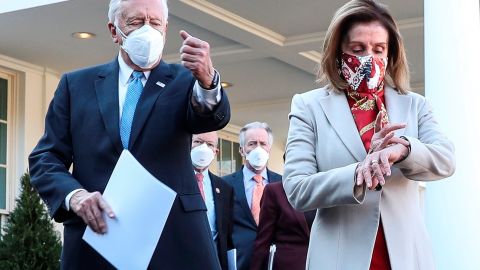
[424,1,480,270]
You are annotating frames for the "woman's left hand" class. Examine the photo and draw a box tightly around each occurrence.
[356,143,410,190]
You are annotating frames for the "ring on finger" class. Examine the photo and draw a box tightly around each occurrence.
[371,160,379,165]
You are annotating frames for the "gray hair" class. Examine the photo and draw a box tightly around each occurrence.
[108,0,169,24]
[239,122,274,147]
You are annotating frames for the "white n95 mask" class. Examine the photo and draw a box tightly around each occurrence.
[117,25,164,69]
[246,146,269,170]
[191,143,215,168]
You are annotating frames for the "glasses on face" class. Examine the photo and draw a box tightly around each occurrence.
[192,140,217,150]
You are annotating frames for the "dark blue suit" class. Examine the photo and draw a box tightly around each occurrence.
[222,167,282,270]
[28,58,230,270]
[209,172,235,270]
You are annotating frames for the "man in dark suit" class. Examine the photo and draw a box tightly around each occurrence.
[222,122,282,270]
[191,131,235,270]
[28,0,230,269]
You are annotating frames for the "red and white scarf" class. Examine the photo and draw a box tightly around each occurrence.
[341,52,389,152]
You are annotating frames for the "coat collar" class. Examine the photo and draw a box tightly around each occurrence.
[319,89,366,161]
[94,58,174,154]
[209,171,224,234]
[129,60,174,148]
[230,169,257,227]
[230,167,281,228]
[95,59,122,154]
[318,86,412,161]
[384,86,411,137]
[294,211,311,237]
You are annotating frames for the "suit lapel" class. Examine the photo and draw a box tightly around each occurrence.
[210,172,224,234]
[129,60,174,148]
[266,169,281,183]
[293,210,310,237]
[95,59,123,154]
[232,170,257,227]
[385,86,412,137]
[268,172,310,236]
[319,90,366,161]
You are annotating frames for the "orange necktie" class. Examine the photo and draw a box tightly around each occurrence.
[251,174,264,225]
[195,172,206,201]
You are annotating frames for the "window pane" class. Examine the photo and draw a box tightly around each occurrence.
[0,123,6,165]
[233,142,242,171]
[0,167,5,209]
[216,141,222,174]
[220,139,232,175]
[0,78,7,121]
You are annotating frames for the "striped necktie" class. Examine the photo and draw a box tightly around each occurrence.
[251,174,265,225]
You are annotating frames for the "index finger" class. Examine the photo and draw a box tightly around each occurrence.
[379,123,407,137]
[374,111,384,133]
[98,197,115,218]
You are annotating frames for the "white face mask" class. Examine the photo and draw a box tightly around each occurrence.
[117,25,165,69]
[245,146,270,170]
[191,143,215,169]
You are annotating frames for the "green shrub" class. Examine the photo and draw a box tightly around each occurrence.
[0,173,62,270]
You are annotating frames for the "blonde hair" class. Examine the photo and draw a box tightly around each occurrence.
[318,0,410,94]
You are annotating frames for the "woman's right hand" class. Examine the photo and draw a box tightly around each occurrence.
[369,111,409,153]
[356,143,410,190]
[357,112,410,190]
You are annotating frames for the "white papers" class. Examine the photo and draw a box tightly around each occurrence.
[83,150,176,270]
[227,249,237,270]
[267,244,276,270]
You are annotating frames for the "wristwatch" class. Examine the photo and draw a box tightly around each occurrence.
[208,69,219,89]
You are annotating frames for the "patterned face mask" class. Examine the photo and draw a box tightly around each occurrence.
[340,52,388,92]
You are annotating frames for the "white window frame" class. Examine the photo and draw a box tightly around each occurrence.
[212,127,242,176]
[0,69,17,215]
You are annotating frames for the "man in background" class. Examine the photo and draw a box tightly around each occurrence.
[191,131,235,270]
[222,122,282,270]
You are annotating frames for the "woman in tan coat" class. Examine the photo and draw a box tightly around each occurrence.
[283,1,455,269]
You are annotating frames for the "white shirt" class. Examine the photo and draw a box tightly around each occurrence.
[195,170,218,240]
[242,166,268,209]
[117,55,150,116]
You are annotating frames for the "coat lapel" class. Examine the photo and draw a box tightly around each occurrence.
[293,210,310,237]
[384,86,412,137]
[266,169,281,183]
[319,91,366,161]
[95,59,123,154]
[129,60,174,148]
[210,172,224,234]
[232,170,257,227]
